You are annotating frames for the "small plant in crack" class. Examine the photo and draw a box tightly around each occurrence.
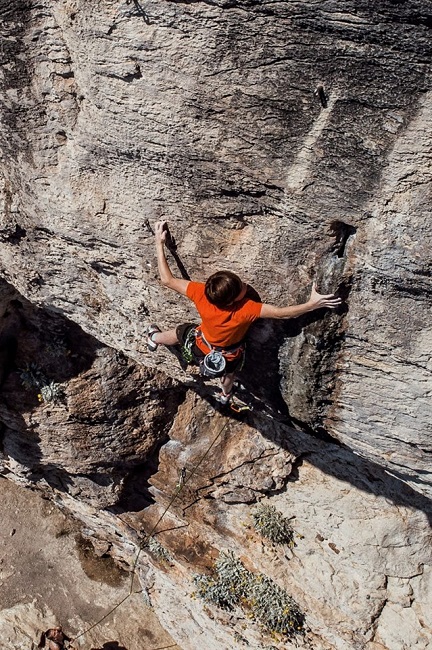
[250,574,304,635]
[193,551,304,638]
[19,363,65,404]
[44,333,69,361]
[19,362,47,389]
[194,551,249,610]
[143,536,173,564]
[38,381,65,404]
[252,504,295,547]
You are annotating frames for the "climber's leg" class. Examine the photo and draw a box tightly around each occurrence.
[152,329,179,345]
[148,325,179,351]
[220,372,236,402]
[218,347,245,403]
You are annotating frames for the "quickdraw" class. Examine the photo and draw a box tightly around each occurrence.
[176,466,187,490]
[229,397,253,414]
[180,327,197,363]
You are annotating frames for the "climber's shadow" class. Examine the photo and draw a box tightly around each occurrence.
[165,230,191,281]
[290,429,432,527]
[126,0,150,24]
[239,282,348,419]
[90,642,128,650]
[184,367,432,528]
[174,283,432,526]
[145,221,190,282]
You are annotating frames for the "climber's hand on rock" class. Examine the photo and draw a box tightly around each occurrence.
[308,282,342,310]
[155,221,167,245]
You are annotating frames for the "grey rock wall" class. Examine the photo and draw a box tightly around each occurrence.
[0,1,431,649]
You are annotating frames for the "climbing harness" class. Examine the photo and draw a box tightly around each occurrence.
[179,326,245,379]
[196,328,244,378]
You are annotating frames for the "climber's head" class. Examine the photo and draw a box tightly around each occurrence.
[205,271,247,308]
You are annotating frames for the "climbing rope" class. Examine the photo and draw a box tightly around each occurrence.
[70,417,230,647]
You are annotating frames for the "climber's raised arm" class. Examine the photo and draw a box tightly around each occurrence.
[260,282,341,319]
[154,221,190,296]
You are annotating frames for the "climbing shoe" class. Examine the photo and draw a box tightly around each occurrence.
[147,324,161,352]
[217,390,232,406]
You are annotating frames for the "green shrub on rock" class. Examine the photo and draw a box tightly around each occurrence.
[193,551,304,638]
[252,503,295,547]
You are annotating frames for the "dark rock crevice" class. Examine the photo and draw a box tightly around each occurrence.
[0,277,186,506]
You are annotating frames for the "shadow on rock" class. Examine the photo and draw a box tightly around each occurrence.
[90,643,128,650]
[0,278,99,491]
[166,299,432,527]
[186,381,432,527]
[0,278,186,507]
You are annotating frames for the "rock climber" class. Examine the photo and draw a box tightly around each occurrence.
[38,626,71,650]
[148,221,342,404]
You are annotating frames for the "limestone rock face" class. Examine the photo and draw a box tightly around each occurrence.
[0,1,431,649]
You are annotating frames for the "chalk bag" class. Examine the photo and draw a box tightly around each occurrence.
[202,350,226,378]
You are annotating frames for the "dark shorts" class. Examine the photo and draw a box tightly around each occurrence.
[176,323,245,375]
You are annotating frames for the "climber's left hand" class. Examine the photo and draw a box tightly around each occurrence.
[154,221,168,245]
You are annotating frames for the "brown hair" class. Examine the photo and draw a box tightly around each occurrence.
[205,271,243,308]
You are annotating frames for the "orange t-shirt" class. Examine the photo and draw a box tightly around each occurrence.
[186,282,262,351]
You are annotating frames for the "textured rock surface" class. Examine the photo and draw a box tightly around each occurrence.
[0,277,184,506]
[139,396,432,650]
[0,1,431,649]
[0,476,178,650]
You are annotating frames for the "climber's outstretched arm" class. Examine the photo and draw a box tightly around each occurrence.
[154,221,190,295]
[260,283,341,319]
